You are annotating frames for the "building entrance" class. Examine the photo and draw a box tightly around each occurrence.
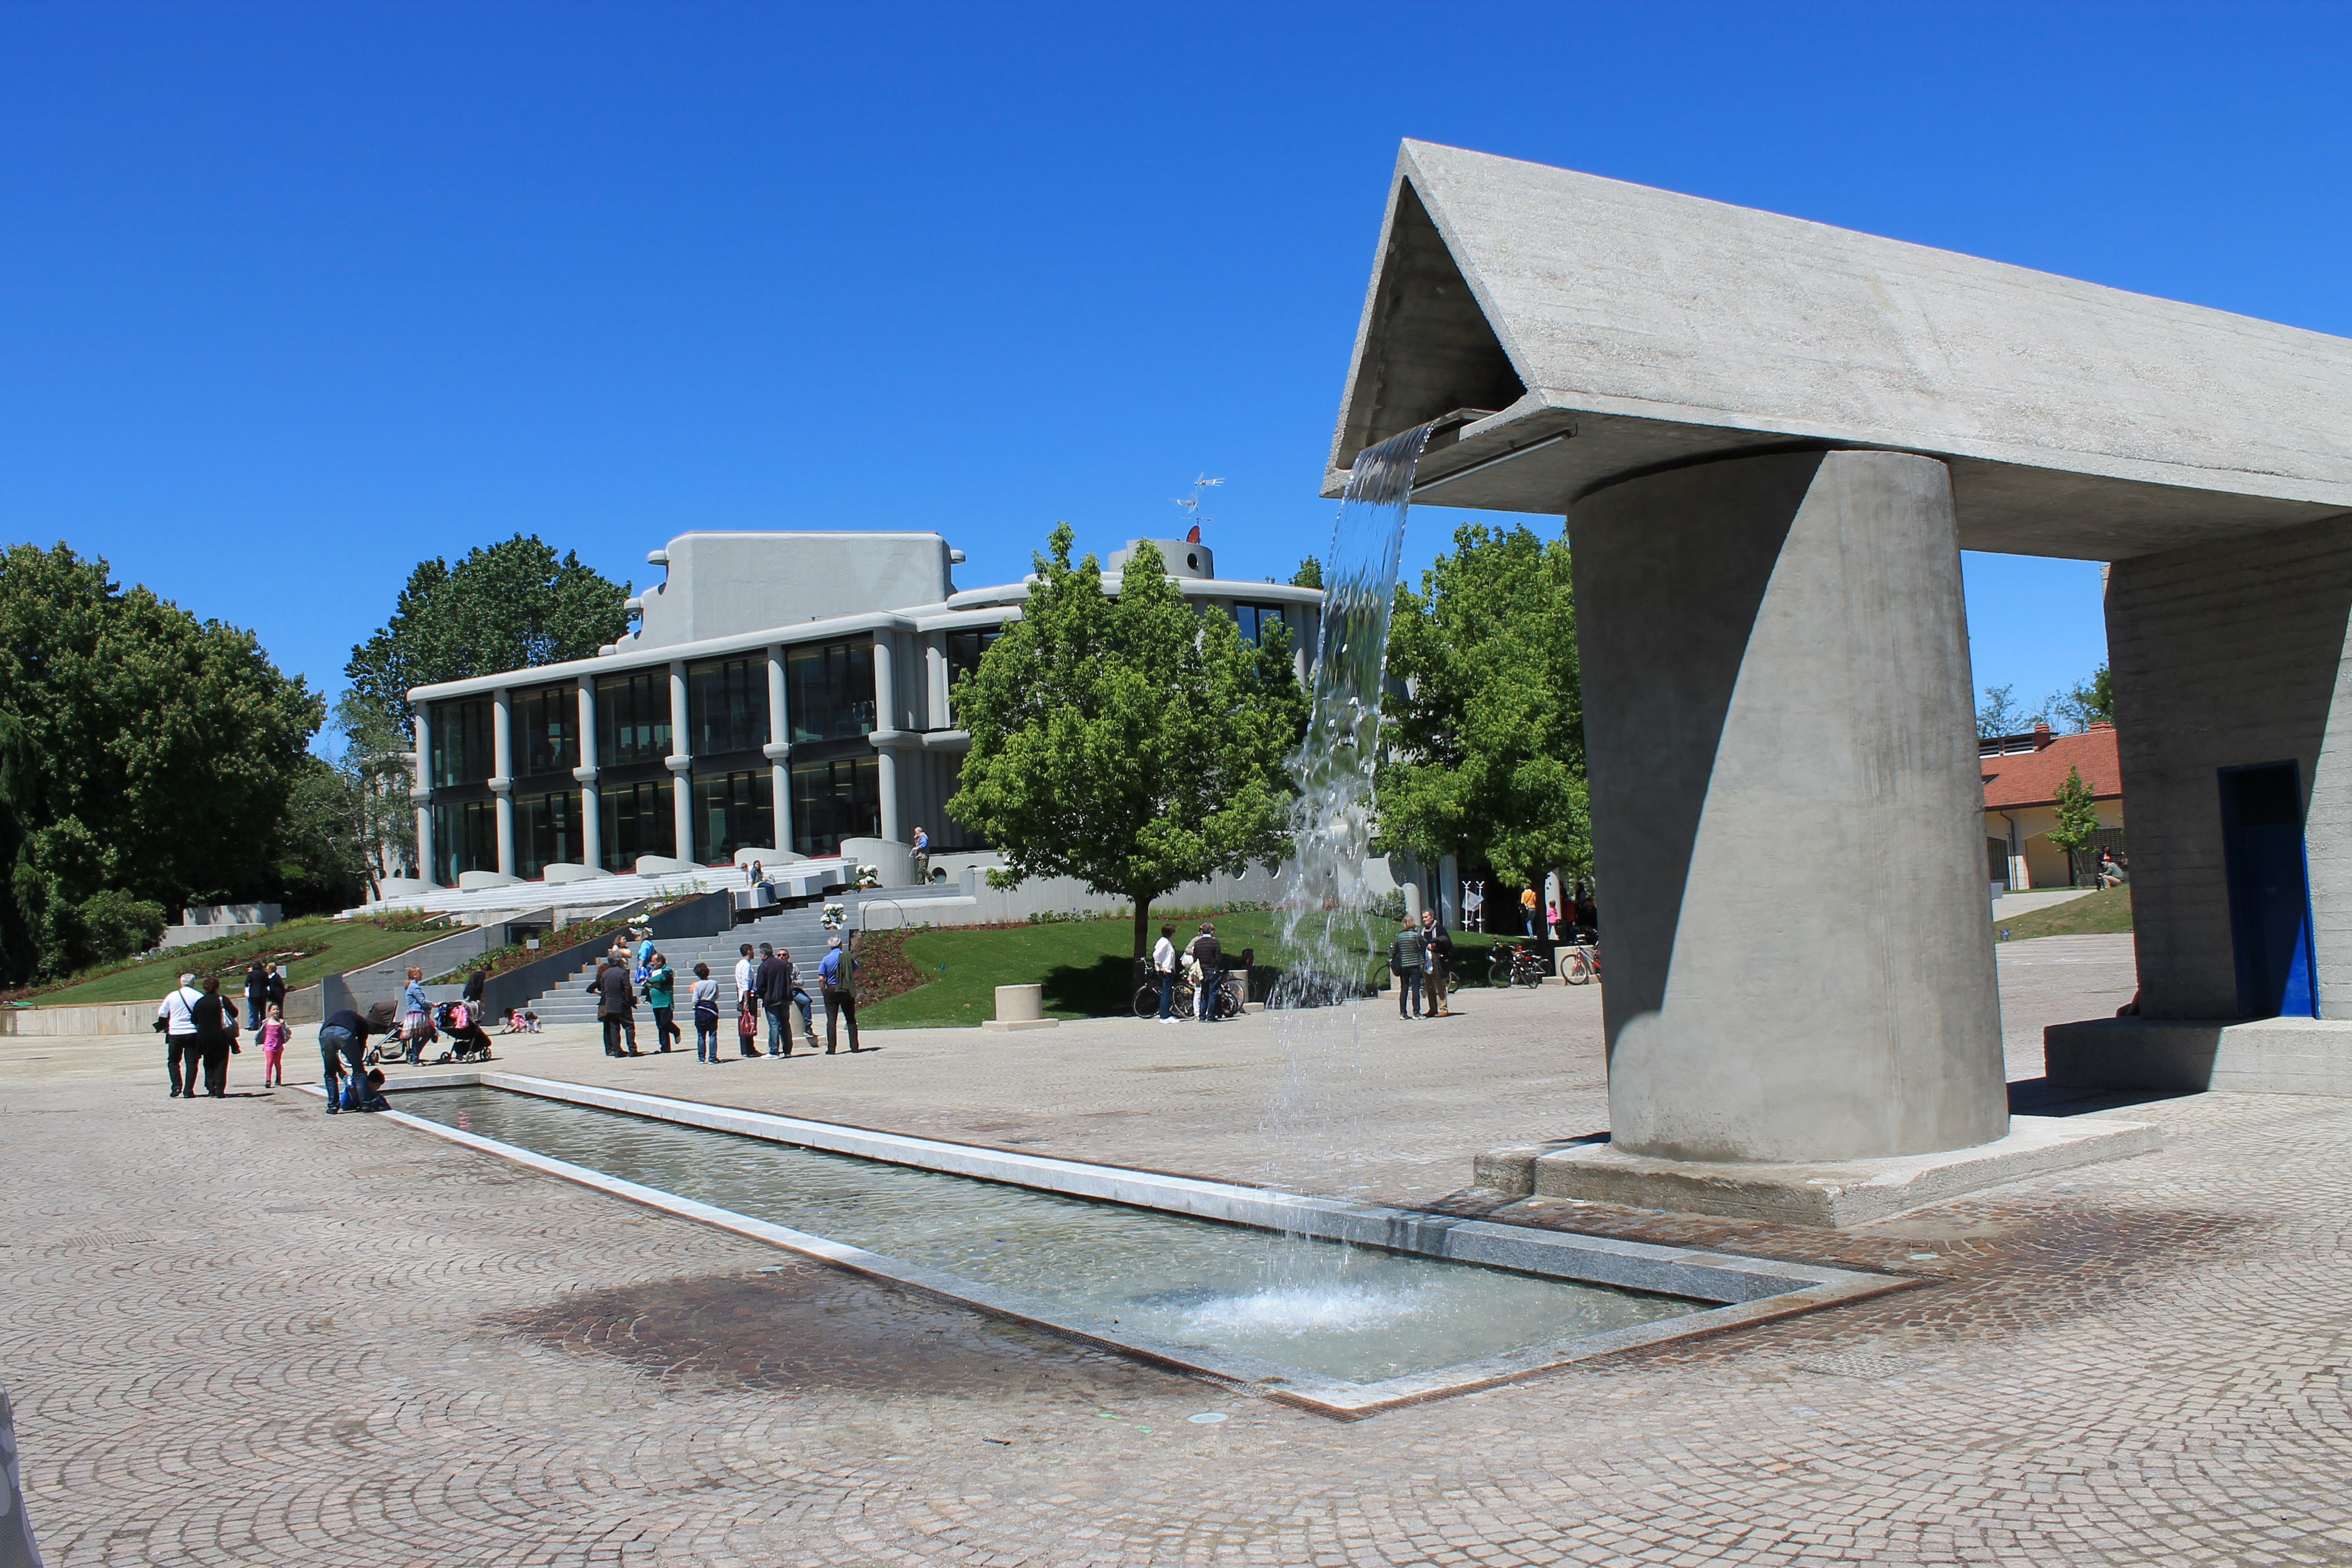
[2220,762,2320,1021]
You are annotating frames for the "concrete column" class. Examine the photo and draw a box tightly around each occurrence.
[668,660,694,862]
[412,710,435,885]
[924,633,949,730]
[1570,449,2004,1163]
[2104,513,2352,1020]
[872,631,901,842]
[490,687,516,877]
[575,676,602,872]
[766,644,792,854]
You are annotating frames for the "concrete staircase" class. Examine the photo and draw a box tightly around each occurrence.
[522,885,974,1026]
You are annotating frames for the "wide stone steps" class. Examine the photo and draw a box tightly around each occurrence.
[520,887,970,1022]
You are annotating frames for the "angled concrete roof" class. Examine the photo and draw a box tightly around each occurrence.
[1325,141,2352,559]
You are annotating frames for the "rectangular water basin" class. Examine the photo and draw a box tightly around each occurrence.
[356,1072,1908,1417]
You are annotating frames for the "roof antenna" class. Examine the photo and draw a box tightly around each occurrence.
[1173,475,1222,544]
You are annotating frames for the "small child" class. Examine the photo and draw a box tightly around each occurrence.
[504,1009,527,1035]
[258,1003,290,1087]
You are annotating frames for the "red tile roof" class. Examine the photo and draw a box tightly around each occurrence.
[1981,724,2122,810]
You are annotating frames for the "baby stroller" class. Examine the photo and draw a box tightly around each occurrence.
[432,999,496,1063]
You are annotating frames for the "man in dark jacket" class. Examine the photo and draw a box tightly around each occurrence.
[594,958,640,1057]
[318,1001,396,1113]
[1389,919,1425,1019]
[264,961,287,1017]
[244,962,271,1036]
[1420,910,1455,1018]
[755,943,798,1057]
[1186,923,1223,1023]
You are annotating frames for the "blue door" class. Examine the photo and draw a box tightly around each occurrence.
[2219,761,2319,1020]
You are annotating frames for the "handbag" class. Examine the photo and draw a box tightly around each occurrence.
[736,1001,758,1038]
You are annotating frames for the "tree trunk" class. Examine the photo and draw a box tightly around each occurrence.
[1131,897,1153,965]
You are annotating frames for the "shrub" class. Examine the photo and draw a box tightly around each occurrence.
[76,889,167,964]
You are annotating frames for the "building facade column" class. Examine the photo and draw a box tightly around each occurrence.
[1571,449,2004,1164]
[871,631,901,843]
[667,660,694,863]
[765,643,792,856]
[490,687,516,878]
[575,675,602,873]
[412,709,435,885]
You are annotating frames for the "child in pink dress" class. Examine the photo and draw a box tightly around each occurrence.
[258,1004,290,1087]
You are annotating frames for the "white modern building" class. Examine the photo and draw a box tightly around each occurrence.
[401,529,1321,890]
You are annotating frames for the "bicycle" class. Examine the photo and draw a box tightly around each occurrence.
[1133,975,1196,1019]
[1558,942,1600,986]
[1489,943,1550,989]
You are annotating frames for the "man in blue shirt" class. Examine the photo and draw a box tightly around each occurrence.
[818,935,861,1054]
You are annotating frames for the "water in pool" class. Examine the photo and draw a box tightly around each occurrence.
[406,1086,1707,1385]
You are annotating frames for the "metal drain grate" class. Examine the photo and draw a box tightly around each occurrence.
[1792,1351,1927,1380]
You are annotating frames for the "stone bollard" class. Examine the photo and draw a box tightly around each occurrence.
[981,983,1059,1032]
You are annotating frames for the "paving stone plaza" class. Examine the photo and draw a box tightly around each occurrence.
[7,932,2351,1565]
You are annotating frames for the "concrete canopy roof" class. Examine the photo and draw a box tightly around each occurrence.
[1324,141,2352,559]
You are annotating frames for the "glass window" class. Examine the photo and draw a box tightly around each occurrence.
[519,790,583,879]
[429,799,498,885]
[688,657,768,758]
[945,628,1001,715]
[514,684,578,778]
[789,755,878,858]
[693,770,774,865]
[786,639,875,744]
[596,671,671,767]
[1233,603,1289,648]
[598,780,674,872]
[428,698,493,787]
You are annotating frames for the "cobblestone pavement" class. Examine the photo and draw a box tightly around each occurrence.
[8,934,2350,1565]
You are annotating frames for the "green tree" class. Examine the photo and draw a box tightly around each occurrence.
[1976,683,2045,739]
[1378,521,1588,890]
[0,543,323,979]
[949,526,1308,963]
[2047,764,2102,886]
[1289,557,1324,590]
[2047,662,2114,732]
[274,754,374,910]
[341,533,631,734]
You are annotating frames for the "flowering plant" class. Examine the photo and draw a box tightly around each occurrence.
[820,902,846,930]
[853,864,882,889]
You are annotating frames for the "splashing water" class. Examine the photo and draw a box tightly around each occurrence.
[1254,423,1433,1298]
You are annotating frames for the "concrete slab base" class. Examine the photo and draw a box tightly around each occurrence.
[2047,1015,2352,1096]
[980,1018,1060,1032]
[1474,1115,2162,1228]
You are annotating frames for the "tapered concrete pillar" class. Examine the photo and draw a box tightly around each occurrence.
[766,643,792,854]
[872,631,901,843]
[575,675,602,873]
[490,687,516,877]
[412,711,435,885]
[1571,449,2005,1163]
[667,660,694,862]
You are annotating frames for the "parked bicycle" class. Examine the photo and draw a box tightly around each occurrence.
[1489,943,1550,988]
[1558,942,1600,986]
[1131,970,1243,1020]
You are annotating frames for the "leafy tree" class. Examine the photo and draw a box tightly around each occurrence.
[331,690,420,891]
[0,543,323,979]
[342,533,631,734]
[1289,557,1324,590]
[1378,520,1588,890]
[1975,683,2046,738]
[275,754,374,910]
[949,526,1308,962]
[2047,764,2102,886]
[2046,662,2114,732]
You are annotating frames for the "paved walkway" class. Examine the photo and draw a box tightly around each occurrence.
[7,934,2349,1565]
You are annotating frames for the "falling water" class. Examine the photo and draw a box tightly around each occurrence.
[1251,423,1433,1307]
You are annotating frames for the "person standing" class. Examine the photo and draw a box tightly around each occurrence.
[244,961,271,1033]
[257,1004,290,1087]
[264,961,287,1019]
[1422,910,1454,1019]
[776,946,818,1049]
[1152,923,1179,1023]
[1389,919,1425,1020]
[732,942,757,1009]
[158,972,205,1099]
[595,957,640,1057]
[644,951,678,1052]
[1186,923,1223,1024]
[755,942,795,1057]
[689,962,721,1063]
[399,967,431,1064]
[911,825,930,885]
[1521,885,1540,937]
[189,975,239,1097]
[819,935,861,1053]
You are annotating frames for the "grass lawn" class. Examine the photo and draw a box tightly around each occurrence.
[857,913,1524,1028]
[16,916,448,1008]
[1995,886,2133,941]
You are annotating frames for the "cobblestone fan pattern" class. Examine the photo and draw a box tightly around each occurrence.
[9,934,2352,1565]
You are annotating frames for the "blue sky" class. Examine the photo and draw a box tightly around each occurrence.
[4,2,2347,741]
